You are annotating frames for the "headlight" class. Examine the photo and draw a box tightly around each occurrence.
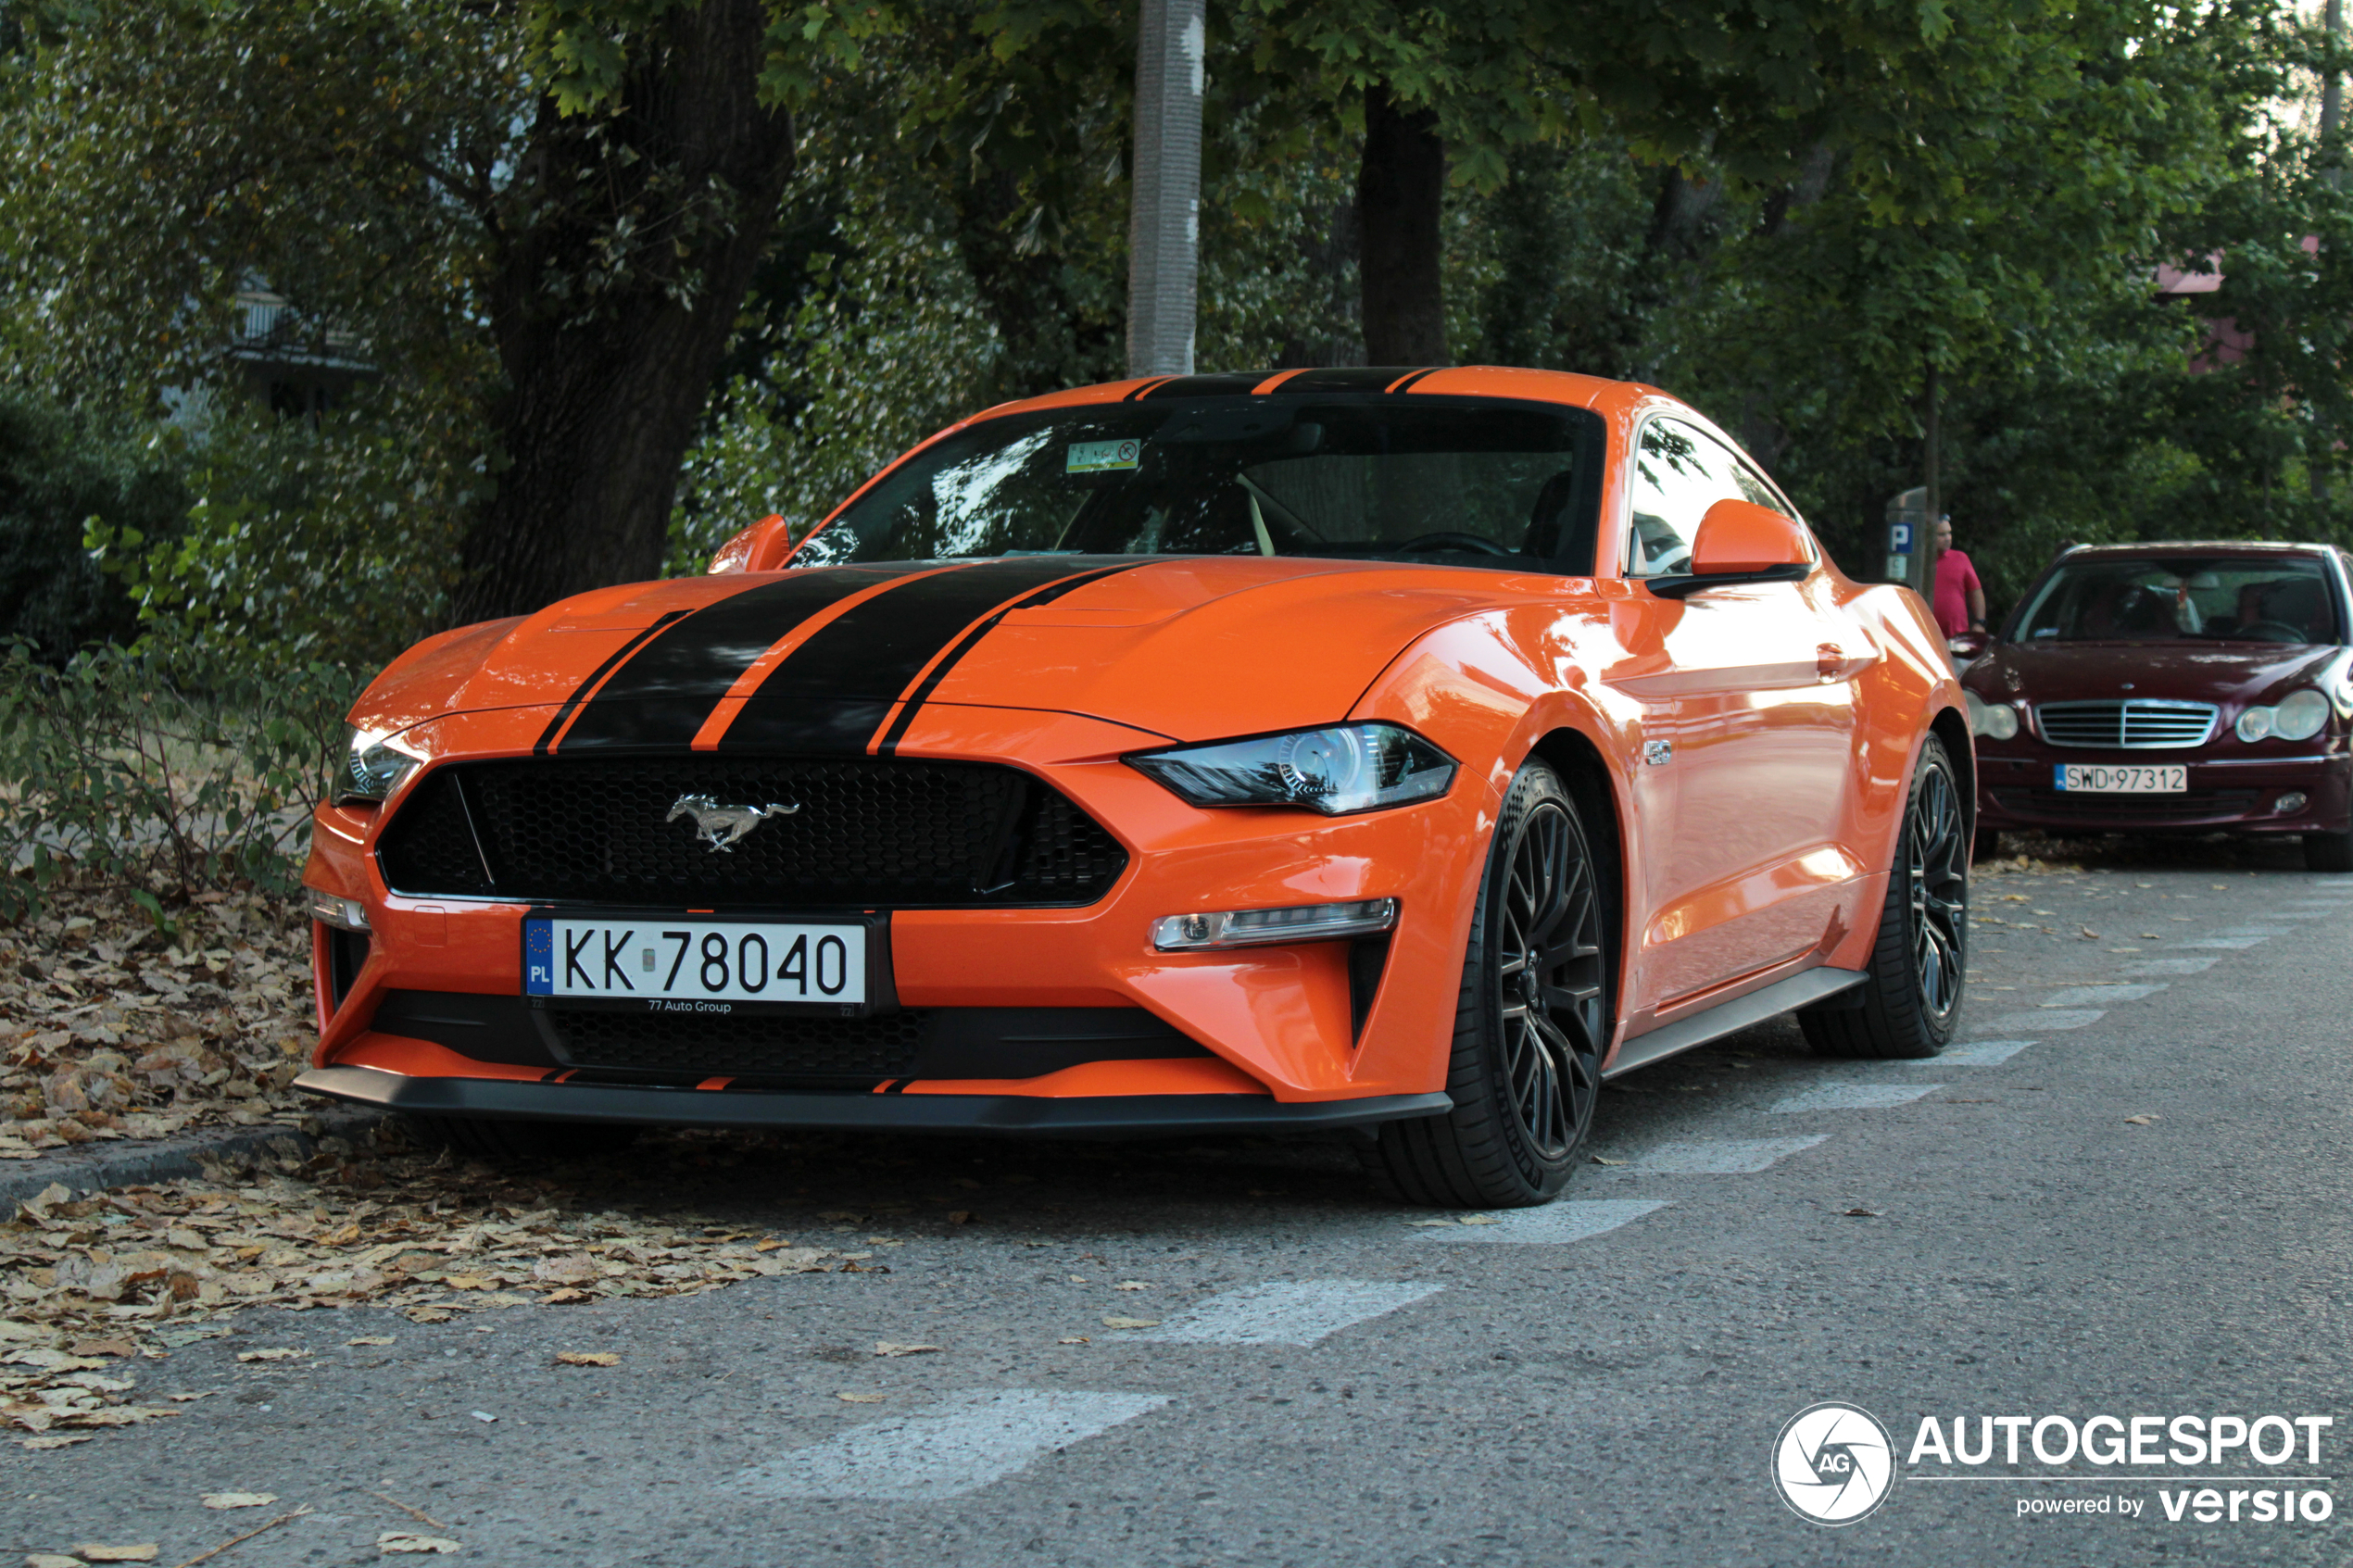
[2235,706,2275,744]
[336,726,422,804]
[1126,723,1458,815]
[2271,688,2330,742]
[1966,691,2019,741]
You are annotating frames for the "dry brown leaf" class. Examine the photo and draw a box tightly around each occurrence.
[2123,1114,2160,1125]
[27,1555,83,1568]
[837,1392,886,1403]
[201,1492,279,1510]
[946,1210,974,1224]
[404,1309,453,1324]
[377,1532,462,1555]
[1458,1214,1501,1225]
[235,1348,307,1362]
[74,1547,159,1563]
[1056,1336,1089,1345]
[554,1351,617,1367]
[346,1336,396,1347]
[19,1432,93,1449]
[1101,1316,1159,1330]
[1112,1282,1151,1291]
[872,1342,940,1358]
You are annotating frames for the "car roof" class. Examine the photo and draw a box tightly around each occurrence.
[971,365,1668,422]
[2062,540,2340,558]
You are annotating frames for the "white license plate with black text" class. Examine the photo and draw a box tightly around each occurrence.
[524,917,866,1005]
[2053,764,2186,794]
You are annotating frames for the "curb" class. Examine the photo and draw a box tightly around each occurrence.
[0,1109,385,1205]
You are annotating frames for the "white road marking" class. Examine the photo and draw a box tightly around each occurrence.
[2167,936,2267,950]
[1111,1280,1441,1346]
[1418,1199,1671,1244]
[1626,1136,1830,1173]
[739,1389,1170,1501]
[2041,984,2166,1008]
[1768,1084,1943,1113]
[1923,1039,2035,1066]
[1978,1009,2104,1032]
[2209,926,2296,937]
[2122,957,2219,975]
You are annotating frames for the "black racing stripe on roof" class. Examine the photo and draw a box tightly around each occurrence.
[1267,366,1434,394]
[552,563,939,751]
[715,557,1142,753]
[532,608,693,755]
[1124,377,1177,400]
[872,559,1157,756]
[1139,370,1277,399]
[1385,367,1443,392]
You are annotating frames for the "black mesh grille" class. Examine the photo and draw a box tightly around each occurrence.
[1991,787,2260,822]
[548,1008,929,1080]
[377,757,1126,907]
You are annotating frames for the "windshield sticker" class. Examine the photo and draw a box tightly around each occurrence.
[1066,438,1142,474]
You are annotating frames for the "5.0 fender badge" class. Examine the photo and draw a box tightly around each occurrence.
[668,794,799,853]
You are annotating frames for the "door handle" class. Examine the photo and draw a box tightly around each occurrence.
[1816,643,1843,680]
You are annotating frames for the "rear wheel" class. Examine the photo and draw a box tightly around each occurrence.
[1365,759,1612,1208]
[2304,826,2353,873]
[1800,735,1968,1060]
[400,1115,639,1162]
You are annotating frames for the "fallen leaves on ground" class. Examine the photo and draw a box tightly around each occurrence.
[74,1548,158,1563]
[2,1131,868,1439]
[2124,1113,2160,1125]
[377,1532,462,1555]
[837,1391,886,1403]
[0,883,318,1157]
[872,1342,939,1358]
[554,1350,617,1366]
[200,1491,277,1509]
[1101,1316,1159,1329]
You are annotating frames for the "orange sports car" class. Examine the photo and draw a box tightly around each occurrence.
[296,366,1971,1207]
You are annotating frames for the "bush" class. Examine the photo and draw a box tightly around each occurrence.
[0,637,359,922]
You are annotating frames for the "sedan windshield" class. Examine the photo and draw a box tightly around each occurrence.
[792,397,1606,573]
[2014,556,2344,646]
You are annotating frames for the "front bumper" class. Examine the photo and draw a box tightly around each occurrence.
[296,1064,1450,1138]
[1975,747,2352,835]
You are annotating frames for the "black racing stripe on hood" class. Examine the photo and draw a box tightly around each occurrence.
[553,563,938,751]
[716,556,1142,754]
[532,608,691,755]
[873,559,1156,755]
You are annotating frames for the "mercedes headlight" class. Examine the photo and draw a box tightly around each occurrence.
[1965,691,2019,741]
[1126,723,1458,815]
[336,726,422,804]
[2271,688,2331,742]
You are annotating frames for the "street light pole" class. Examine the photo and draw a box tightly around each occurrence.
[1126,0,1205,379]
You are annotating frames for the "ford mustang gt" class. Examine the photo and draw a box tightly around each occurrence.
[296,366,1970,1207]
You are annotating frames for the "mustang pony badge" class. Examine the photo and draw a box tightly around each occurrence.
[667,794,799,853]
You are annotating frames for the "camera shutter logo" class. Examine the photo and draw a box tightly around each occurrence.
[1773,1402,1897,1524]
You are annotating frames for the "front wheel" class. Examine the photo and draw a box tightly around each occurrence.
[1800,734,1969,1059]
[2304,826,2353,873]
[1365,759,1613,1208]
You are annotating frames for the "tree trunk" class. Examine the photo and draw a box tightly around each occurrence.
[1357,84,1448,365]
[452,0,798,626]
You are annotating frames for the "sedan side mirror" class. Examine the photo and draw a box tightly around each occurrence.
[1947,631,1992,661]
[708,513,798,574]
[1648,498,1813,598]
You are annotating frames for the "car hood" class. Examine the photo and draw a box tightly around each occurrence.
[359,556,1557,747]
[1965,638,2348,707]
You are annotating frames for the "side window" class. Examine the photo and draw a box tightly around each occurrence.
[1624,418,1803,576]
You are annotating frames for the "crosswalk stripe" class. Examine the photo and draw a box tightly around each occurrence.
[2167,936,2266,949]
[1978,1009,2103,1032]
[2121,957,2218,975]
[1110,1280,1441,1346]
[1623,1135,1830,1173]
[2041,984,2165,1008]
[1768,1084,1943,1113]
[1927,1039,2035,1066]
[739,1389,1171,1501]
[1416,1199,1670,1244]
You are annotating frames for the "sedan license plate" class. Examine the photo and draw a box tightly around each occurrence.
[524,918,866,1007]
[2053,764,2186,794]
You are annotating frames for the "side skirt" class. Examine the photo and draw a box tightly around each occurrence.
[1603,967,1868,1081]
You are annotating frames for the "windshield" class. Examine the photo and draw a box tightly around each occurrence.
[792,397,1606,572]
[2013,556,2344,646]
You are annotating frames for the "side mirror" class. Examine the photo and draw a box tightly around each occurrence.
[1948,631,1992,661]
[1650,498,1812,597]
[708,513,797,574]
[1691,498,1811,575]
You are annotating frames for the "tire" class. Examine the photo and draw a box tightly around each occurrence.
[400,1114,639,1162]
[1365,759,1613,1208]
[1800,734,1969,1060]
[2304,827,2353,873]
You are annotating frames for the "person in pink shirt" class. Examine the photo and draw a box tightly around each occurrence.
[1931,514,1987,638]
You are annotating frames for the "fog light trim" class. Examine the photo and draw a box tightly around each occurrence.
[2275,792,2309,816]
[1153,897,1398,952]
[307,888,371,933]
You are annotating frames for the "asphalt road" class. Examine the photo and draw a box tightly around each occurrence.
[7,839,2351,1566]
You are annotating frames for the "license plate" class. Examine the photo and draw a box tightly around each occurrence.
[2053,764,2186,794]
[523,917,867,1006]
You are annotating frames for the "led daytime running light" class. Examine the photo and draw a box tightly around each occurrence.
[1152,897,1398,951]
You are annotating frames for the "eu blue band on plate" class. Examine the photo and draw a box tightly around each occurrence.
[523,918,554,995]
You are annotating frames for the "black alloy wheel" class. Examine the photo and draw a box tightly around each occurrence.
[1368,759,1613,1207]
[1800,734,1967,1059]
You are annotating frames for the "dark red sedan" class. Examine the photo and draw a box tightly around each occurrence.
[1957,541,2353,871]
